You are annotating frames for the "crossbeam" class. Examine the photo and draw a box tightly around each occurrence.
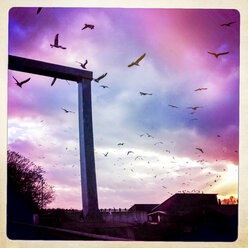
[8,55,93,81]
[8,55,101,221]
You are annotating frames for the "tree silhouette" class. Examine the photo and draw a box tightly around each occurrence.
[7,150,55,213]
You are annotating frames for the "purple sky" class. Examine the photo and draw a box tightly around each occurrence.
[8,8,239,209]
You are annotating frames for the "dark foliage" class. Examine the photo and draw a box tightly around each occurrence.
[7,150,55,212]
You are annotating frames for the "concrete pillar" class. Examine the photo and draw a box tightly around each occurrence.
[78,79,102,221]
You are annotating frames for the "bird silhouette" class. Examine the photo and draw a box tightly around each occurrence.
[196,148,204,153]
[135,156,143,160]
[37,8,42,14]
[168,104,179,108]
[61,108,75,113]
[128,53,146,67]
[82,24,94,30]
[146,133,154,138]
[187,106,203,110]
[154,142,163,145]
[221,22,236,27]
[208,51,229,58]
[13,76,31,88]
[76,60,88,69]
[94,73,107,83]
[140,92,152,96]
[118,143,124,146]
[100,85,109,89]
[194,88,208,91]
[51,77,57,86]
[127,151,134,155]
[217,134,221,137]
[103,152,108,157]
[50,34,66,49]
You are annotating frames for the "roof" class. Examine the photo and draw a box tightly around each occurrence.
[150,193,218,214]
[128,204,159,212]
[208,205,238,216]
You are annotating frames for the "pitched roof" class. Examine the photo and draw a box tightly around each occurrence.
[128,204,159,212]
[150,193,218,214]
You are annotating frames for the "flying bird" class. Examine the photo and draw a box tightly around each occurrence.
[168,104,179,108]
[103,152,108,157]
[13,76,31,88]
[217,135,221,137]
[127,151,134,155]
[135,156,143,160]
[100,85,109,89]
[82,24,94,30]
[76,60,88,69]
[187,106,203,110]
[61,108,75,113]
[118,143,124,146]
[37,8,42,14]
[221,22,236,27]
[196,148,204,153]
[140,92,152,96]
[208,51,229,58]
[128,53,146,67]
[50,34,66,49]
[194,88,208,91]
[94,73,107,83]
[146,133,154,138]
[154,142,163,146]
[51,77,57,86]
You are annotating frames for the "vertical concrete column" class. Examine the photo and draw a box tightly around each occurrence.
[78,78,102,221]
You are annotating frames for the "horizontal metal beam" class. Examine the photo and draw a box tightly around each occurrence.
[8,55,93,82]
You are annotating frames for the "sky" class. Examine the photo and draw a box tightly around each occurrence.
[8,8,239,209]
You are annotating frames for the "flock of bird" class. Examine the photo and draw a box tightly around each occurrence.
[11,8,238,197]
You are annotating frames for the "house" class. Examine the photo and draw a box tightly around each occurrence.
[147,193,218,223]
[147,193,238,241]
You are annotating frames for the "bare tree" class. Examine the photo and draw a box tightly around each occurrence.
[7,150,55,212]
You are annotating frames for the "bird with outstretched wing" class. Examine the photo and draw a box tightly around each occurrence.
[76,60,88,69]
[168,104,179,108]
[208,51,229,58]
[61,108,75,114]
[194,88,208,91]
[128,53,146,67]
[196,148,204,153]
[50,34,66,49]
[140,92,152,96]
[221,22,236,27]
[94,73,107,83]
[13,76,31,88]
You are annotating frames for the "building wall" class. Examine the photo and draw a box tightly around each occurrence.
[101,211,148,224]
